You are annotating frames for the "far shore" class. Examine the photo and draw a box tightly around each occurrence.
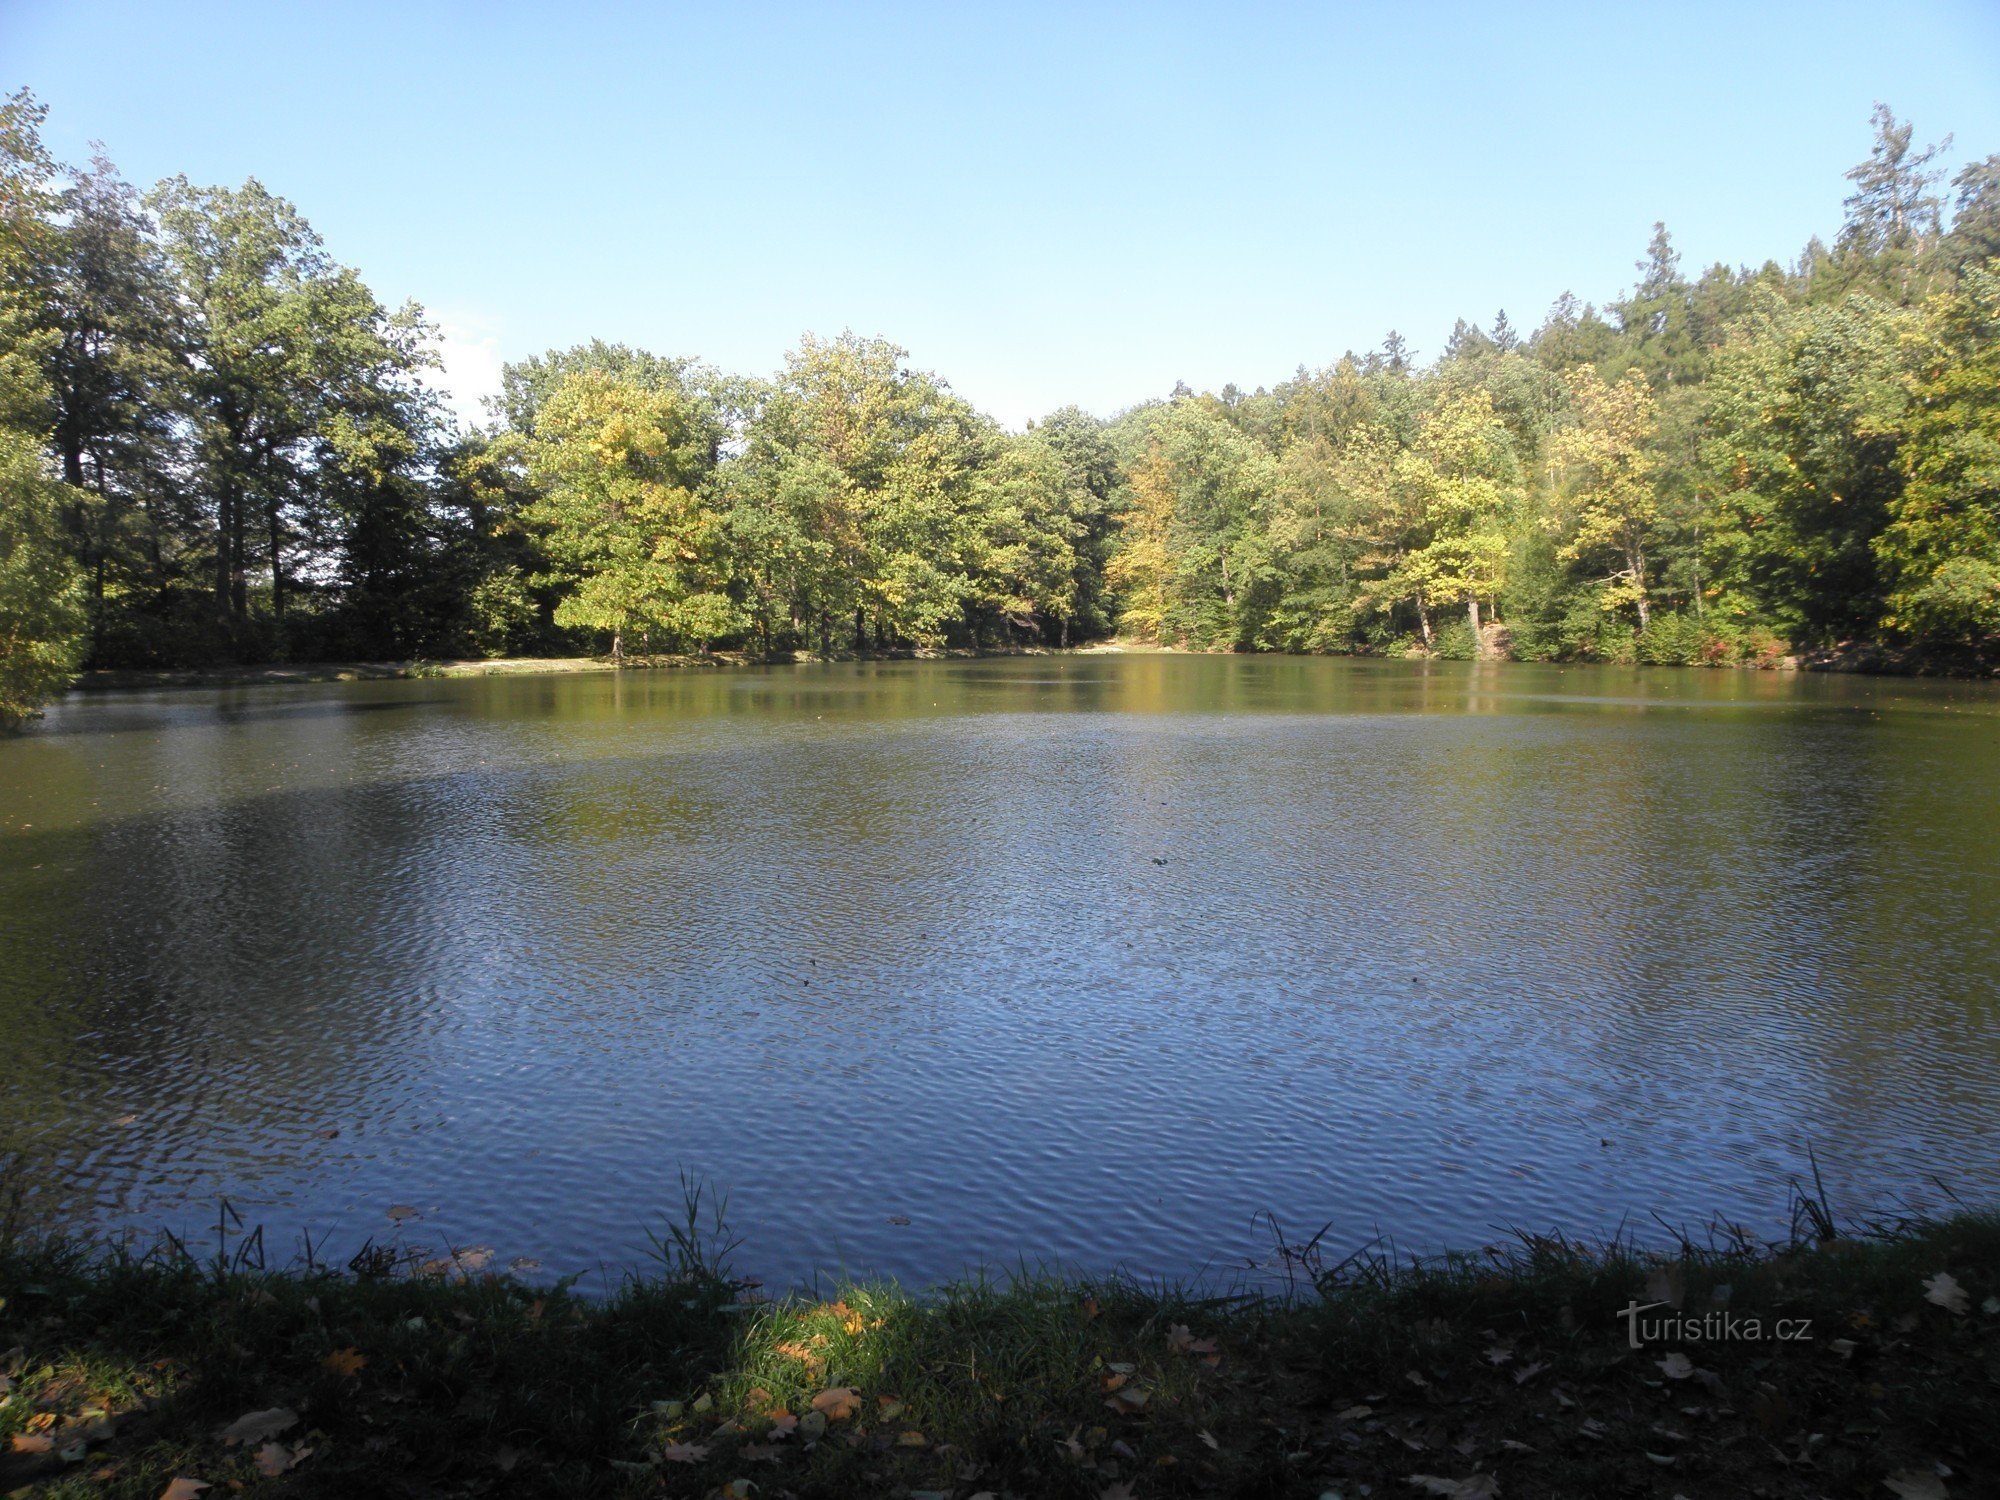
[60,635,2000,697]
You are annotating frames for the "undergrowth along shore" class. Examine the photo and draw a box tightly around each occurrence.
[2,1194,1996,1500]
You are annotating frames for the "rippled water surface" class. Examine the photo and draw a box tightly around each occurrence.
[4,656,1999,1287]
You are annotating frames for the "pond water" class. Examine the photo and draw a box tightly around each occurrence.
[3,655,1998,1290]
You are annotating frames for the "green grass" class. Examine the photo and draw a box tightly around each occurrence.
[3,1195,1997,1498]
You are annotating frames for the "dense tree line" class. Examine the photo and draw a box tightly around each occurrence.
[3,92,1998,719]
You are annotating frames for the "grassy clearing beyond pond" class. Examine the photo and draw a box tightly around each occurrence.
[1,1203,1996,1499]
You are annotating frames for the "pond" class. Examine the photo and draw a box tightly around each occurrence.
[3,655,1998,1289]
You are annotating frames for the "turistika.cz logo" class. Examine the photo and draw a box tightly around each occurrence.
[1618,1300,1814,1348]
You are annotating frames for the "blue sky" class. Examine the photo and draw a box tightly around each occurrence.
[5,1,1999,428]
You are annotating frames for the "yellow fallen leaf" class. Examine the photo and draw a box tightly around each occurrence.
[324,1347,366,1377]
[896,1430,927,1447]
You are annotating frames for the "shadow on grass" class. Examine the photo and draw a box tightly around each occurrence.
[3,1180,1997,1498]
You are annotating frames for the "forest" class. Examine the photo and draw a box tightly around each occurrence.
[3,91,1999,720]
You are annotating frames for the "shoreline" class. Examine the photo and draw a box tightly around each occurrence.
[2,1206,1993,1496]
[56,637,1999,697]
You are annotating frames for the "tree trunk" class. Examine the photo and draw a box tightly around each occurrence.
[267,498,285,627]
[611,629,623,664]
[215,481,235,617]
[854,605,865,655]
[230,503,247,620]
[1467,596,1483,656]
[1415,592,1433,650]
[1060,617,1070,648]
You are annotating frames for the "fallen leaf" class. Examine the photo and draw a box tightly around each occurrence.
[887,1215,911,1225]
[1081,1296,1101,1321]
[9,1432,54,1455]
[1099,1483,1138,1500]
[1337,1404,1374,1421]
[1645,1265,1686,1309]
[222,1407,297,1446]
[385,1204,420,1222]
[1657,1353,1694,1381]
[1883,1471,1948,1500]
[1199,1428,1219,1450]
[1167,1322,1193,1351]
[160,1482,211,1500]
[253,1442,303,1478]
[896,1430,927,1447]
[766,1411,798,1438]
[510,1257,541,1272]
[1407,1475,1500,1498]
[1923,1272,1969,1316]
[111,1114,138,1127]
[797,1409,827,1439]
[1512,1360,1548,1384]
[659,1442,710,1463]
[742,1443,784,1463]
[324,1347,366,1377]
[1484,1344,1513,1365]
[810,1386,861,1421]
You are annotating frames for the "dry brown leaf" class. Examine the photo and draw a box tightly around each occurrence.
[810,1386,861,1421]
[252,1442,302,1478]
[220,1407,297,1446]
[385,1204,419,1222]
[659,1442,709,1463]
[160,1482,211,1500]
[323,1347,366,1377]
[1166,1322,1193,1351]
[9,1432,55,1455]
[896,1430,927,1447]
[1645,1265,1686,1309]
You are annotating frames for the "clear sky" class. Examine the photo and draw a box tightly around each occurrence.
[5,1,1999,428]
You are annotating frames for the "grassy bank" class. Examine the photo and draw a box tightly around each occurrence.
[2,1202,1995,1499]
